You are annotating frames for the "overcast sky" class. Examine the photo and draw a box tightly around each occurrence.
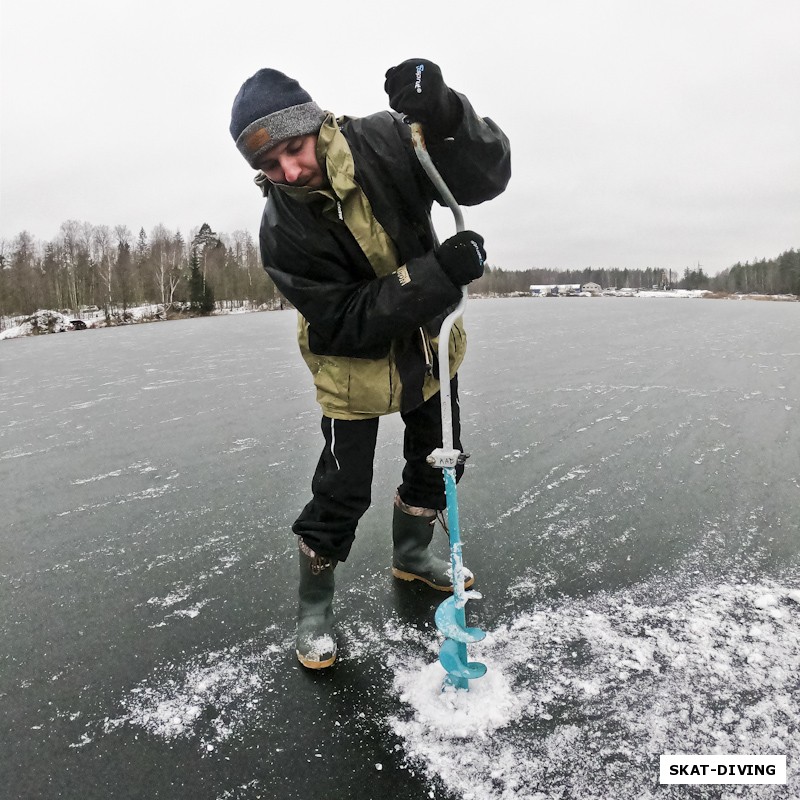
[1,0,798,274]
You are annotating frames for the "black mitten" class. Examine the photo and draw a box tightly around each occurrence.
[436,231,486,286]
[384,59,462,137]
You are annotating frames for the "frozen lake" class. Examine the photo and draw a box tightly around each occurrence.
[1,297,799,799]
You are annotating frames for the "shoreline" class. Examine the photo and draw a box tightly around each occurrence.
[2,291,797,341]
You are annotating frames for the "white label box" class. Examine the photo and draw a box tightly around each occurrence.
[660,755,787,785]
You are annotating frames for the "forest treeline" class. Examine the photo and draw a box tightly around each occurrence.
[1,220,797,321]
[0,221,279,321]
[471,249,800,296]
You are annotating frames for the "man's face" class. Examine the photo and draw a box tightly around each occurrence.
[255,135,324,188]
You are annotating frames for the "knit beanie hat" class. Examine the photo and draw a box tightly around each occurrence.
[230,69,326,167]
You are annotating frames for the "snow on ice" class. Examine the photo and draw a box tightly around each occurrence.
[85,575,800,799]
[382,578,800,799]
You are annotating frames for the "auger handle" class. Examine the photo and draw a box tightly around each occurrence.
[410,123,465,233]
[410,122,468,452]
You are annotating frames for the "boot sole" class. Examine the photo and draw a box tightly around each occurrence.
[391,567,475,592]
[296,650,337,669]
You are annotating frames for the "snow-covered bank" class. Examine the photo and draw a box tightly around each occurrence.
[636,290,798,301]
[0,309,77,338]
[634,289,710,298]
[471,290,798,301]
[0,302,272,341]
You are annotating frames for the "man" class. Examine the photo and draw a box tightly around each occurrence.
[230,59,510,668]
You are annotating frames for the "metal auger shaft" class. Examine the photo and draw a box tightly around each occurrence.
[412,122,486,691]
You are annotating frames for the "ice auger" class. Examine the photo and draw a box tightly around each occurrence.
[411,123,487,691]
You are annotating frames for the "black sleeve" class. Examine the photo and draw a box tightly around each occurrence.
[415,91,512,207]
[261,201,462,359]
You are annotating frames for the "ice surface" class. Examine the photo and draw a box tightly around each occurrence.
[5,300,799,799]
[83,575,800,798]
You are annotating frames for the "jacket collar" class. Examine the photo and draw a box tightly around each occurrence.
[253,112,346,205]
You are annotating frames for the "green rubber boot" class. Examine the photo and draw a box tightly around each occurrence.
[391,494,474,592]
[296,540,338,669]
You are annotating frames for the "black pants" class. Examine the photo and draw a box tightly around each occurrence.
[292,377,463,561]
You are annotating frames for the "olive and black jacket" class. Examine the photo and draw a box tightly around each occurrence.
[257,92,511,420]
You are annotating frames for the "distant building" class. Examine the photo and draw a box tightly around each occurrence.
[529,283,591,297]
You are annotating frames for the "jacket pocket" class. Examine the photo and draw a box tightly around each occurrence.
[344,355,397,415]
[298,314,399,417]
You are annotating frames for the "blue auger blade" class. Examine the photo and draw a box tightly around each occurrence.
[443,673,470,691]
[435,596,486,644]
[439,638,487,680]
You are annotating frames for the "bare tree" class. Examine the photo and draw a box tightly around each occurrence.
[92,224,114,315]
[59,220,83,312]
[166,230,185,306]
[150,224,184,308]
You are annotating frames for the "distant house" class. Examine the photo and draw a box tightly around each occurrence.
[582,282,602,295]
[529,283,589,297]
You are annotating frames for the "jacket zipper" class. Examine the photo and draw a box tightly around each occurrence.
[420,328,434,375]
[387,356,394,413]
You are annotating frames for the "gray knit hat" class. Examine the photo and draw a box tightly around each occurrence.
[230,69,326,167]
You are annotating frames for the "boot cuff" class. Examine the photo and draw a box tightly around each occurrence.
[394,492,437,519]
[299,539,336,573]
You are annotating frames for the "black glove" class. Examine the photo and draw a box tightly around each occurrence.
[436,231,486,287]
[384,59,461,137]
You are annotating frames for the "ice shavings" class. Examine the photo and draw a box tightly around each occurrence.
[393,653,525,740]
[169,600,209,619]
[387,578,800,800]
[102,629,285,749]
[147,584,194,608]
[216,780,262,799]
